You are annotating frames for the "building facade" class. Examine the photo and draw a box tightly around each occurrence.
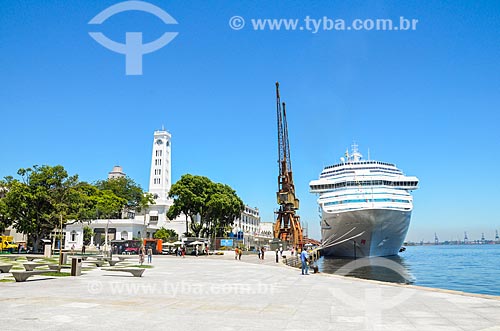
[232,206,262,248]
[64,128,185,250]
[108,165,126,179]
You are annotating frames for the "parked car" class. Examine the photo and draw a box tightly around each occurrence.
[124,247,139,254]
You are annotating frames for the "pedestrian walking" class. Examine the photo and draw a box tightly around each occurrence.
[275,249,279,263]
[261,247,265,260]
[300,249,309,275]
[235,247,239,260]
[258,247,261,259]
[139,246,146,265]
[238,248,242,260]
[147,247,153,263]
[279,246,283,257]
[81,244,86,255]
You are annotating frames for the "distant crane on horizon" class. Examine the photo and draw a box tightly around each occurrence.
[464,231,469,243]
[434,233,439,245]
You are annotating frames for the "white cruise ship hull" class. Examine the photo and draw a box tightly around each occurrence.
[321,208,411,257]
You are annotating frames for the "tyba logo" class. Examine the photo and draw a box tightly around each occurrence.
[88,1,178,75]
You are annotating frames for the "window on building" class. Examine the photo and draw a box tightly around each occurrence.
[150,216,159,221]
[71,230,77,242]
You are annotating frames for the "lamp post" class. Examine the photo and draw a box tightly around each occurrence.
[104,219,111,255]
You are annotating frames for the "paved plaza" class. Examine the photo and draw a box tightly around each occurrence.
[1,253,499,331]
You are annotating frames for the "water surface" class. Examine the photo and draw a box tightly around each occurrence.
[318,244,500,296]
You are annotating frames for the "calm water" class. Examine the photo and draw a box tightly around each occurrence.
[317,244,500,296]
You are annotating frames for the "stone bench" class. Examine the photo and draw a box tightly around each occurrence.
[25,256,38,261]
[1,255,20,261]
[23,263,49,271]
[11,270,52,282]
[108,260,121,266]
[117,256,133,262]
[102,268,145,277]
[48,264,71,271]
[85,260,106,267]
[0,264,13,273]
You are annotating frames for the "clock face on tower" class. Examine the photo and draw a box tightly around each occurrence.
[156,139,163,145]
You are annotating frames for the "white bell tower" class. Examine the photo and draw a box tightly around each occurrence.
[148,128,172,204]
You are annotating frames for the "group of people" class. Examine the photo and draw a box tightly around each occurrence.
[138,246,153,265]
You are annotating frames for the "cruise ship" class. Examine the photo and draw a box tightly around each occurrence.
[309,144,418,257]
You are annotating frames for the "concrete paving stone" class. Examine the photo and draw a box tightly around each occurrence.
[1,254,499,330]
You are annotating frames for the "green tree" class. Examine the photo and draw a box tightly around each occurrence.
[204,183,244,237]
[0,196,12,233]
[83,226,93,245]
[95,190,126,219]
[153,227,178,241]
[95,177,152,218]
[2,165,79,251]
[167,174,212,234]
[71,182,100,221]
[0,180,12,232]
[167,174,244,239]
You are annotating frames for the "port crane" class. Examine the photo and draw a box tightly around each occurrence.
[273,82,303,249]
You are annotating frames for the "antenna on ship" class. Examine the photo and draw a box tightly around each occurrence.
[434,233,439,245]
[350,142,362,162]
[464,231,468,243]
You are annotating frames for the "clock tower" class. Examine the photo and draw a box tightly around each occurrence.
[148,128,172,204]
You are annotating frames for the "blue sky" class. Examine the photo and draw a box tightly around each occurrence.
[1,0,499,242]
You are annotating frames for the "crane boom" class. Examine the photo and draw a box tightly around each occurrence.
[274,82,303,249]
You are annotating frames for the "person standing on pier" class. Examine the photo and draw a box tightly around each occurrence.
[300,249,309,275]
[147,247,153,264]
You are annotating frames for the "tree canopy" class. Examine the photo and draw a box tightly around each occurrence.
[0,165,152,251]
[153,227,178,241]
[95,176,154,215]
[167,174,244,238]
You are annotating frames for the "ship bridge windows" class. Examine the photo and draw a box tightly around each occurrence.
[311,180,418,191]
[321,166,402,177]
[319,191,411,200]
[324,198,410,206]
[324,161,396,170]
